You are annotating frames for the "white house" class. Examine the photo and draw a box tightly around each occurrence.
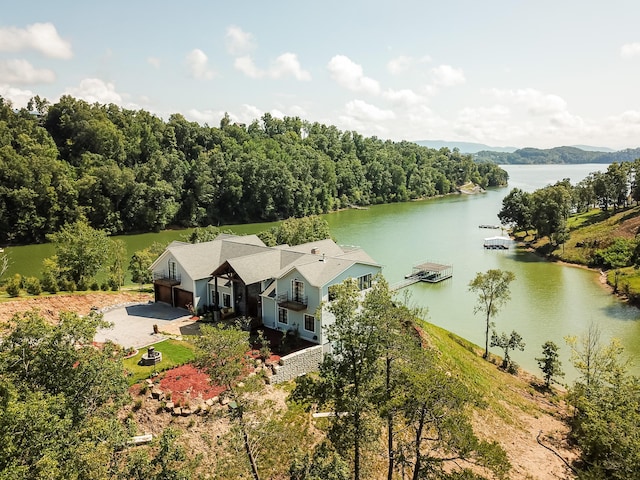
[150,234,381,348]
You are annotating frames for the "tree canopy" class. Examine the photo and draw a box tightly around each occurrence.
[0,95,507,245]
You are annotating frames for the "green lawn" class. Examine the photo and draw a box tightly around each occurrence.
[123,338,196,385]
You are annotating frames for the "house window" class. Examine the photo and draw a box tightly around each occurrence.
[278,307,288,325]
[222,293,231,308]
[168,260,177,280]
[357,273,372,291]
[304,314,315,333]
[292,279,305,303]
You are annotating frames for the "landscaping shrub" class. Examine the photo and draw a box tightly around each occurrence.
[24,276,42,296]
[5,274,22,297]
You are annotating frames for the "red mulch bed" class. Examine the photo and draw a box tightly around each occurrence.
[159,364,225,404]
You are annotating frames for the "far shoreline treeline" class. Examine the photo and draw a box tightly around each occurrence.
[0,94,507,246]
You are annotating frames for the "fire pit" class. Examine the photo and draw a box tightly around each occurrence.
[140,346,162,366]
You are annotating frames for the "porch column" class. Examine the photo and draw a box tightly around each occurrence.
[214,277,219,309]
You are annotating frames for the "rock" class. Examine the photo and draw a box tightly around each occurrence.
[211,396,219,404]
[151,389,163,400]
[237,382,245,388]
[255,359,262,366]
[172,407,182,416]
[145,379,154,386]
[181,408,192,416]
[205,398,214,407]
[220,397,230,406]
[165,401,175,411]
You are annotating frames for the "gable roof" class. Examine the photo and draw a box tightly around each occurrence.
[152,234,380,287]
[150,234,268,281]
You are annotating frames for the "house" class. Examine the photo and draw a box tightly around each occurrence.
[150,234,381,349]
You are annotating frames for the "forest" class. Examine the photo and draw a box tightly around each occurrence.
[474,145,640,164]
[0,95,507,246]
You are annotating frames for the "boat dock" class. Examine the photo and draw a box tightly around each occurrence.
[483,235,511,249]
[391,261,453,291]
[479,224,501,229]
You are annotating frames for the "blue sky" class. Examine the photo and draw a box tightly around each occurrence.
[2,1,640,149]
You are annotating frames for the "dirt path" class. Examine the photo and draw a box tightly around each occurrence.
[0,291,153,324]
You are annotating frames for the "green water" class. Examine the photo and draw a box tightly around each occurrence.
[324,164,640,379]
[4,164,639,378]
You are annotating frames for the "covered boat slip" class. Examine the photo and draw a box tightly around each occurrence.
[392,261,453,290]
[483,236,512,250]
[411,262,453,283]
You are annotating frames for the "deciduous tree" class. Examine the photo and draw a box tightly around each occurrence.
[468,269,516,359]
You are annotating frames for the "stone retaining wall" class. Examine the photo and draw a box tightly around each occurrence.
[269,345,323,384]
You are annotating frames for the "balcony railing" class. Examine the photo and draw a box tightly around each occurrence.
[153,272,181,285]
[276,292,308,311]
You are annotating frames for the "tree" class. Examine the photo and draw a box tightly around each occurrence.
[316,278,383,480]
[0,310,129,479]
[129,241,166,286]
[259,215,332,247]
[47,220,110,288]
[536,341,564,388]
[194,322,249,396]
[497,188,532,233]
[107,238,127,289]
[468,270,516,359]
[289,441,350,480]
[490,330,525,372]
[565,325,639,480]
[0,251,9,280]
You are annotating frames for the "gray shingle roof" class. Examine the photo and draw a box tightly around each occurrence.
[156,234,380,287]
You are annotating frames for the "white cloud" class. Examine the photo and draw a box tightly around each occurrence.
[147,57,161,68]
[431,65,466,87]
[0,59,55,85]
[383,88,427,106]
[344,99,395,121]
[235,56,263,78]
[226,25,255,56]
[186,49,215,80]
[327,55,381,95]
[186,108,226,125]
[271,53,311,80]
[64,78,123,104]
[235,53,311,81]
[241,104,263,122]
[0,84,35,107]
[489,88,567,115]
[621,42,640,59]
[0,22,72,59]
[387,54,431,75]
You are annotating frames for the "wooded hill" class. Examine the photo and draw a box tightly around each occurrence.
[474,145,640,164]
[0,95,507,245]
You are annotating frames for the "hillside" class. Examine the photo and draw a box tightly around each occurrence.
[0,292,578,479]
[474,146,640,164]
[527,205,640,302]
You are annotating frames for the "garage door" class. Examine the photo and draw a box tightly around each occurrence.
[174,288,193,311]
[155,284,172,304]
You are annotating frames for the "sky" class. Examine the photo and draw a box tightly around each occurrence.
[1,1,640,150]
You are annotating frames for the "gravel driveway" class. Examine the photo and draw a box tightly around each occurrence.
[95,302,197,349]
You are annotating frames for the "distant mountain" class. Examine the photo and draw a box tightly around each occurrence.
[414,140,517,154]
[473,146,640,165]
[570,144,615,153]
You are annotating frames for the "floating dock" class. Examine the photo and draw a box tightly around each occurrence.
[392,261,453,291]
[483,236,511,249]
[479,224,501,229]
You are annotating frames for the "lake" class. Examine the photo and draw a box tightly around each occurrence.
[323,164,640,379]
[4,163,638,379]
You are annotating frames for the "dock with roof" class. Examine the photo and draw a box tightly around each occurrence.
[391,261,453,291]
